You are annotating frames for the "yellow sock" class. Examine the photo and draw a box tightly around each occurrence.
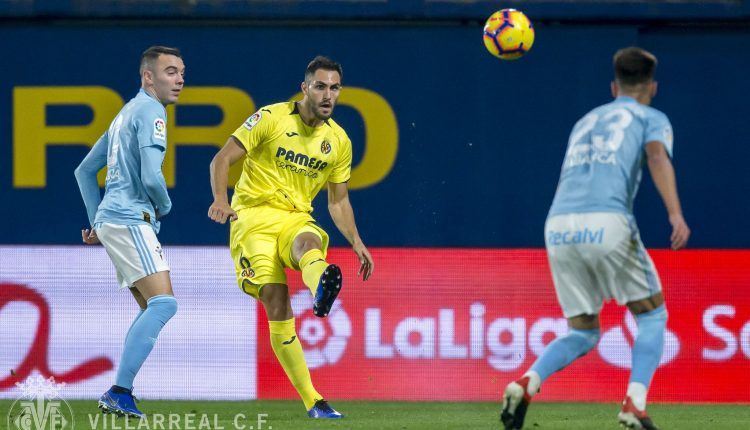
[299,249,329,297]
[269,319,322,410]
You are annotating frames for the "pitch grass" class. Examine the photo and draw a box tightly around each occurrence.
[2,400,748,430]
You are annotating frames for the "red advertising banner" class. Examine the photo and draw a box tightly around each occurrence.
[257,249,750,402]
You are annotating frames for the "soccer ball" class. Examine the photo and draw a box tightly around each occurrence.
[483,9,535,60]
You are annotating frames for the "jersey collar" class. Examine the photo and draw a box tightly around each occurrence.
[290,101,331,127]
[615,95,638,103]
[138,88,163,105]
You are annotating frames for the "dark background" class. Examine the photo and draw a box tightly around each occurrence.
[1,1,748,248]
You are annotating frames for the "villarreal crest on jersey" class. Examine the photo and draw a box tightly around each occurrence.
[231,102,353,213]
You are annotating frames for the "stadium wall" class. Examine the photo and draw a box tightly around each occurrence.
[2,247,749,402]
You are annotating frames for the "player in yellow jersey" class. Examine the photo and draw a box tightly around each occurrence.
[207,56,374,419]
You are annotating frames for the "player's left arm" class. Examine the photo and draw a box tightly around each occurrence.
[645,114,690,250]
[328,181,374,281]
[141,145,172,218]
[136,108,172,218]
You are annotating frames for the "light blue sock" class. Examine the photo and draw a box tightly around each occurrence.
[115,295,177,389]
[123,309,146,347]
[530,328,600,382]
[630,305,667,386]
[118,308,145,390]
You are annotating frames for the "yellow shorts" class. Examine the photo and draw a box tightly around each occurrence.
[230,205,329,299]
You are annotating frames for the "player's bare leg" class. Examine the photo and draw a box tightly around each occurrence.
[618,293,665,430]
[132,271,174,300]
[292,232,342,318]
[502,314,600,430]
[259,283,293,321]
[129,287,147,310]
[627,293,664,314]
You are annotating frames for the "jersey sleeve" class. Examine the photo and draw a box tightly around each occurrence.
[74,132,108,226]
[140,145,172,217]
[645,111,673,157]
[232,109,275,152]
[134,104,168,150]
[328,134,353,183]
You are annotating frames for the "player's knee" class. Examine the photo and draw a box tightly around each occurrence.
[294,243,316,259]
[627,293,665,315]
[568,313,600,331]
[293,234,322,257]
[264,303,293,321]
[260,291,293,321]
[147,295,178,323]
[163,296,178,318]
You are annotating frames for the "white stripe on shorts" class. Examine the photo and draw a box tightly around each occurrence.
[97,223,170,288]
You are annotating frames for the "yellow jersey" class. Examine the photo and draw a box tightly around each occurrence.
[231,101,352,213]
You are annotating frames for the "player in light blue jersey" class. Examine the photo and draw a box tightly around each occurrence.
[501,48,690,430]
[74,46,185,419]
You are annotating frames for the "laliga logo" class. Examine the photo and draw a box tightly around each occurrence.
[0,283,113,391]
[598,311,680,368]
[7,375,74,430]
[291,291,351,369]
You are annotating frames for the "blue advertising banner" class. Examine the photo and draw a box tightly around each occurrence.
[1,24,748,247]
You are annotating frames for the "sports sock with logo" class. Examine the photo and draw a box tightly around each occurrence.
[529,328,600,388]
[629,305,667,409]
[115,295,177,390]
[299,249,329,297]
[269,318,322,410]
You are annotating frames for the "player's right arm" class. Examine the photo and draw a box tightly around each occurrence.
[208,137,245,224]
[645,141,690,250]
[208,108,275,224]
[75,132,108,244]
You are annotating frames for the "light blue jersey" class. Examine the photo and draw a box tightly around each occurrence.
[548,96,673,217]
[75,89,171,233]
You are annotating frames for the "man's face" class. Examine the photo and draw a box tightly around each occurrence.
[145,54,185,105]
[302,69,341,120]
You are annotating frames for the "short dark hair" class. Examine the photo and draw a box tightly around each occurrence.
[305,56,343,82]
[613,47,657,87]
[140,46,182,74]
